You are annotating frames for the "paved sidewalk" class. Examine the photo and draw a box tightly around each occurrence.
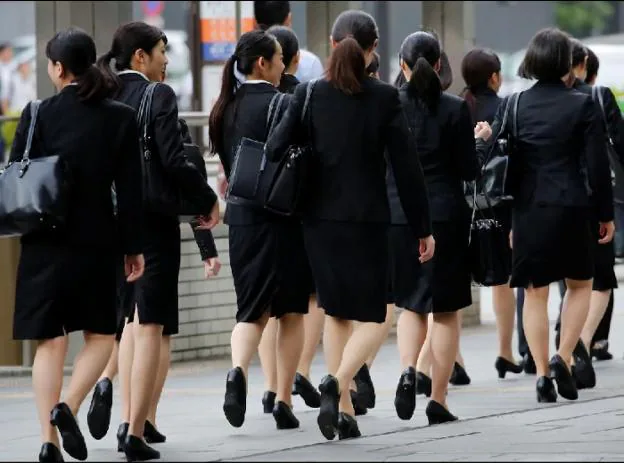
[1,309,623,461]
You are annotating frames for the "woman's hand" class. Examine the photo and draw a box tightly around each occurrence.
[124,254,145,282]
[598,221,615,244]
[509,231,513,249]
[204,257,222,278]
[196,201,220,230]
[419,235,435,263]
[474,121,492,141]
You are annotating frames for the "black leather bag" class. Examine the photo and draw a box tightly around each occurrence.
[0,101,70,236]
[264,80,317,216]
[465,92,520,210]
[592,85,624,204]
[226,92,286,208]
[468,213,511,287]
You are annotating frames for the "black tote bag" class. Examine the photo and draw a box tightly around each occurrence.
[0,101,71,236]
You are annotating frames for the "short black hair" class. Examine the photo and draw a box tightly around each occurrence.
[254,1,291,30]
[570,37,588,67]
[0,42,10,53]
[518,28,571,81]
[366,51,380,75]
[585,47,599,83]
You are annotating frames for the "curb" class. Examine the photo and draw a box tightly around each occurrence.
[0,366,73,378]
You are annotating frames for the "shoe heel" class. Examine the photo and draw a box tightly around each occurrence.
[497,367,506,379]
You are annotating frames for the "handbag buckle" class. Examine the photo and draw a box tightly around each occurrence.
[144,149,152,161]
[18,159,31,178]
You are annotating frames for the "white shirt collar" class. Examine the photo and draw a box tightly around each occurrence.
[244,79,274,86]
[118,70,150,81]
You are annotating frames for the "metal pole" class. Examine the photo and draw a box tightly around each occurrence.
[188,0,204,151]
[22,341,32,367]
[235,1,242,39]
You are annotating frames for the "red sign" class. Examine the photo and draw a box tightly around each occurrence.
[141,1,164,17]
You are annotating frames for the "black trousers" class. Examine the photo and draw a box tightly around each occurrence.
[516,282,614,357]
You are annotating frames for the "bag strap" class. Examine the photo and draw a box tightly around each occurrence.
[266,92,286,137]
[302,79,318,151]
[137,82,158,148]
[592,85,613,146]
[23,100,42,162]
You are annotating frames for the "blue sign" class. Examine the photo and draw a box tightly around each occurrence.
[202,42,236,62]
[142,0,164,17]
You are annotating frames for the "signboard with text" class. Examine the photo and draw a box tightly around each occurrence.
[199,1,254,62]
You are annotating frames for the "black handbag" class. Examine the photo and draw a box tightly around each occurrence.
[177,118,209,222]
[465,92,520,210]
[0,101,70,236]
[468,212,511,287]
[226,92,286,208]
[592,85,624,203]
[264,79,317,216]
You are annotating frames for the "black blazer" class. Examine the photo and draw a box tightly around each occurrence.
[279,74,300,94]
[10,85,142,255]
[483,80,613,222]
[471,87,502,125]
[219,82,288,225]
[266,77,432,238]
[388,87,478,223]
[114,73,217,220]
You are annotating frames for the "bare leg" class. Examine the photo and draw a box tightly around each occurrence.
[230,312,270,380]
[397,309,428,370]
[33,336,68,446]
[99,341,119,382]
[296,296,325,380]
[580,289,611,352]
[430,312,460,408]
[366,304,394,367]
[523,285,550,377]
[118,320,134,423]
[416,314,434,375]
[322,316,350,379]
[64,333,115,415]
[147,335,171,428]
[275,314,305,405]
[559,279,592,364]
[258,318,278,393]
[492,284,517,362]
[127,308,163,438]
[455,311,466,367]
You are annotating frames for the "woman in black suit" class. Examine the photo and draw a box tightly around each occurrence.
[8,28,144,463]
[486,28,614,403]
[266,10,434,440]
[208,29,310,431]
[460,48,524,379]
[96,22,220,461]
[390,31,482,425]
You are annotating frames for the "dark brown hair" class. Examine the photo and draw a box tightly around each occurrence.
[326,10,378,95]
[460,48,501,121]
[518,28,571,82]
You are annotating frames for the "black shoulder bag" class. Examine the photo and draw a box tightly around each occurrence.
[0,100,71,236]
[226,92,286,208]
[264,79,317,216]
[465,92,520,210]
[592,85,624,204]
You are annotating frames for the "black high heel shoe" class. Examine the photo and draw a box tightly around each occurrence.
[272,401,299,430]
[262,391,276,414]
[572,340,596,389]
[425,400,458,425]
[549,355,578,401]
[223,367,247,428]
[449,362,471,386]
[317,375,340,441]
[39,443,64,463]
[536,376,557,403]
[87,377,113,440]
[123,434,160,461]
[354,364,376,409]
[495,357,524,379]
[337,412,361,440]
[50,402,87,461]
[394,367,416,420]
[350,390,367,416]
[144,420,166,444]
[292,372,321,408]
[415,371,432,397]
[117,422,129,452]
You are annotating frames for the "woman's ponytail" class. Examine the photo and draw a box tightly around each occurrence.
[208,54,238,155]
[326,37,367,95]
[460,87,477,123]
[75,64,111,103]
[407,57,442,111]
[96,49,122,96]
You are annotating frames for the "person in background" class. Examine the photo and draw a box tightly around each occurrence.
[7,56,37,113]
[0,42,13,162]
[460,48,524,380]
[366,51,380,78]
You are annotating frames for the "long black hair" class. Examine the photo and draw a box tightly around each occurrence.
[96,21,168,94]
[208,30,280,155]
[460,48,501,122]
[399,31,442,111]
[45,27,110,103]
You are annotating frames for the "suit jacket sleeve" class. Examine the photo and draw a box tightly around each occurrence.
[455,100,479,181]
[189,223,218,260]
[153,84,217,213]
[115,113,144,256]
[9,102,32,162]
[384,88,432,238]
[265,85,305,162]
[475,96,508,168]
[583,97,614,222]
[602,87,624,166]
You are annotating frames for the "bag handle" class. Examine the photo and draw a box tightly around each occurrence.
[302,79,318,151]
[592,85,613,146]
[266,92,286,136]
[137,82,158,160]
[22,100,42,162]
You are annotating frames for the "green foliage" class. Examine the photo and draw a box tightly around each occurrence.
[555,1,615,38]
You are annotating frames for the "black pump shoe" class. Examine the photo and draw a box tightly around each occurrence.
[39,443,64,463]
[572,340,596,389]
[415,371,432,397]
[494,357,523,379]
[87,377,113,440]
[123,435,160,461]
[350,390,367,416]
[449,362,471,386]
[536,376,557,403]
[117,422,129,452]
[262,391,276,414]
[549,355,578,401]
[272,401,300,430]
[354,364,376,409]
[292,372,321,408]
[425,400,458,425]
[50,402,87,461]
[223,367,247,428]
[337,412,361,440]
[143,420,166,444]
[522,353,537,375]
[317,375,340,441]
[394,367,416,420]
